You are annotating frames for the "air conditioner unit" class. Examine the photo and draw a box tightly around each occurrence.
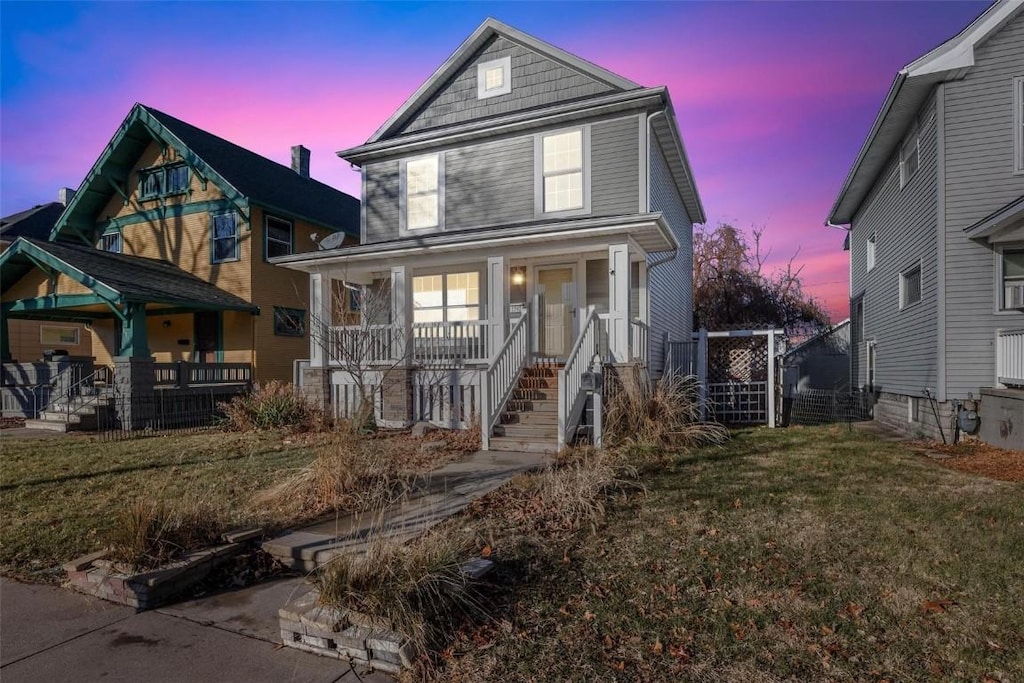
[1005,284,1024,310]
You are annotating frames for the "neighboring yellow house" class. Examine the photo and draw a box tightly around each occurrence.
[0,103,360,385]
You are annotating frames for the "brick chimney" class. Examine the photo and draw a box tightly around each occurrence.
[291,145,310,178]
[58,187,76,206]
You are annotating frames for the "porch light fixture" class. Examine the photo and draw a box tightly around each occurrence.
[511,268,526,286]
[162,320,172,328]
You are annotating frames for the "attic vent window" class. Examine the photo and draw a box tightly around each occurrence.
[477,56,512,99]
[138,163,190,200]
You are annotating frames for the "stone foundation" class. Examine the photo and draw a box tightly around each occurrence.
[301,367,331,410]
[380,368,412,426]
[872,391,956,442]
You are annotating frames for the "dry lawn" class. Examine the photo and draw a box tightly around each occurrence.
[426,425,1024,683]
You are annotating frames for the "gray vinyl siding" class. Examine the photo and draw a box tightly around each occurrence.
[362,114,640,242]
[591,117,639,216]
[942,11,1024,397]
[399,35,615,136]
[848,95,940,395]
[647,135,693,377]
[363,160,399,244]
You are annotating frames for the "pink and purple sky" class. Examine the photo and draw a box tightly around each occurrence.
[0,1,988,320]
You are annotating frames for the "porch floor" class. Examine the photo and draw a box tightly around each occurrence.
[262,449,552,572]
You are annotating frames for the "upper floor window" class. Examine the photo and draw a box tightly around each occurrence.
[477,56,512,99]
[139,164,189,199]
[1000,247,1024,310]
[899,263,922,309]
[540,128,587,214]
[1014,76,1024,174]
[867,232,877,272]
[403,155,441,231]
[899,124,920,188]
[265,215,293,259]
[212,212,238,263]
[99,232,122,253]
[273,306,306,337]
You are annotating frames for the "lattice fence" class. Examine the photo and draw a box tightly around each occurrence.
[705,334,774,424]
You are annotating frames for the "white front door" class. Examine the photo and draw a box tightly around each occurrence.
[536,266,575,359]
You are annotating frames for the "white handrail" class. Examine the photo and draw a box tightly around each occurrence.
[558,307,601,450]
[630,318,649,364]
[481,306,530,449]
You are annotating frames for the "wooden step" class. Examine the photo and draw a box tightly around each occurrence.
[500,411,558,426]
[494,424,557,440]
[488,437,558,454]
[512,388,558,401]
[505,398,557,413]
[24,419,73,432]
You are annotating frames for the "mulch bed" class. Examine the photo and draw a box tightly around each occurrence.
[1,417,26,430]
[911,439,1024,482]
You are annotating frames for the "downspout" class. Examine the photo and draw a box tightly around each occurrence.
[645,109,678,272]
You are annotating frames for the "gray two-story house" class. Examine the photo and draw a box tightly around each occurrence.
[828,0,1024,449]
[275,18,705,453]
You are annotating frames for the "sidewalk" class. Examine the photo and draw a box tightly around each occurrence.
[264,449,552,572]
[0,576,391,683]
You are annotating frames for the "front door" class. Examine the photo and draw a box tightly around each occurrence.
[194,312,220,363]
[536,266,575,359]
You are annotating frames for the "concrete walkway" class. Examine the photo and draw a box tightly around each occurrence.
[0,576,390,683]
[264,449,551,572]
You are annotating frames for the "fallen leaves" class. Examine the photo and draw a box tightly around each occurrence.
[921,598,956,614]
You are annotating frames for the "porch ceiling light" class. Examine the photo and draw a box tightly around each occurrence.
[511,269,526,286]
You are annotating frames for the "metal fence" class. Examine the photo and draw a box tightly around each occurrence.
[783,388,874,427]
[92,388,240,441]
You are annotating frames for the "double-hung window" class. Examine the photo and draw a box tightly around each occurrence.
[866,232,877,271]
[99,232,122,253]
[165,164,189,194]
[139,169,163,199]
[540,128,586,214]
[900,124,920,188]
[212,212,238,263]
[412,272,480,324]
[403,155,441,231]
[265,215,293,259]
[1000,247,1024,310]
[900,263,922,309]
[1014,76,1024,174]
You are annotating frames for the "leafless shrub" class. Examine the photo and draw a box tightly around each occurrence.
[220,380,324,432]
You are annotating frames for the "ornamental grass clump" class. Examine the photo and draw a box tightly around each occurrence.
[110,498,227,570]
[221,381,322,432]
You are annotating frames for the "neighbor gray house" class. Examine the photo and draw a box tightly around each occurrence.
[828,0,1024,449]
[275,18,705,453]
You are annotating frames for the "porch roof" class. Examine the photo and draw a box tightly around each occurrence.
[964,194,1024,243]
[1,238,259,316]
[271,213,676,273]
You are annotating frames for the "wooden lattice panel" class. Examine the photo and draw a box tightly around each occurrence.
[707,336,769,383]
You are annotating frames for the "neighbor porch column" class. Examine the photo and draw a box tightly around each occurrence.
[608,243,631,363]
[309,271,332,368]
[486,255,508,359]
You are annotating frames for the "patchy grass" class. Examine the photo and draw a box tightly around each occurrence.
[431,425,1024,683]
[0,431,315,582]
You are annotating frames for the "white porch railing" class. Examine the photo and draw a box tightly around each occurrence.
[481,306,530,449]
[413,320,489,364]
[412,369,480,429]
[630,319,649,364]
[329,325,394,365]
[997,327,1024,387]
[558,307,601,450]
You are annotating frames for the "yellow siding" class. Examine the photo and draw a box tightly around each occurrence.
[90,320,117,368]
[7,320,92,363]
[2,269,94,301]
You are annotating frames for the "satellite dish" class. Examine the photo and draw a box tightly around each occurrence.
[319,232,347,250]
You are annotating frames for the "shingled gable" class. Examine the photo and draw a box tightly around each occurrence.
[51,103,359,242]
[0,203,65,243]
[367,17,642,143]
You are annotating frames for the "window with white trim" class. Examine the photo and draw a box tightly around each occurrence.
[900,125,920,188]
[900,263,922,309]
[412,272,480,324]
[40,325,80,346]
[1000,246,1024,310]
[99,232,122,253]
[212,212,238,263]
[265,215,293,259]
[477,56,511,99]
[404,155,440,230]
[1014,76,1024,174]
[866,232,876,272]
[541,129,584,213]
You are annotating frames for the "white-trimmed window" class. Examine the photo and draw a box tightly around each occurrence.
[900,263,922,309]
[866,232,877,271]
[1014,76,1024,174]
[99,232,122,253]
[403,155,441,231]
[477,56,511,99]
[265,215,293,259]
[900,124,920,188]
[1000,246,1024,310]
[540,128,586,214]
[40,325,80,346]
[412,272,480,323]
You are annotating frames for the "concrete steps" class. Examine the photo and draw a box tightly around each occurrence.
[26,392,113,432]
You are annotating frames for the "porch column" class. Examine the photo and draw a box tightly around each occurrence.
[0,309,10,361]
[391,265,412,363]
[487,256,508,359]
[608,243,631,363]
[119,302,149,358]
[309,271,332,368]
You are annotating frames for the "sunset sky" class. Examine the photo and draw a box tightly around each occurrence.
[0,1,988,319]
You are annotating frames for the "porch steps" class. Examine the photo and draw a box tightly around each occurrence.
[490,366,561,454]
[25,392,114,432]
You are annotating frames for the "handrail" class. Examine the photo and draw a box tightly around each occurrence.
[43,367,103,423]
[558,307,601,450]
[630,318,649,364]
[481,305,530,449]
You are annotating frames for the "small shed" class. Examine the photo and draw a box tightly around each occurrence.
[782,319,851,396]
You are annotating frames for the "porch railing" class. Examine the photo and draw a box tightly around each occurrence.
[329,325,394,366]
[481,305,530,449]
[630,319,649,364]
[413,320,489,365]
[558,307,601,450]
[997,327,1024,387]
[153,362,252,388]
